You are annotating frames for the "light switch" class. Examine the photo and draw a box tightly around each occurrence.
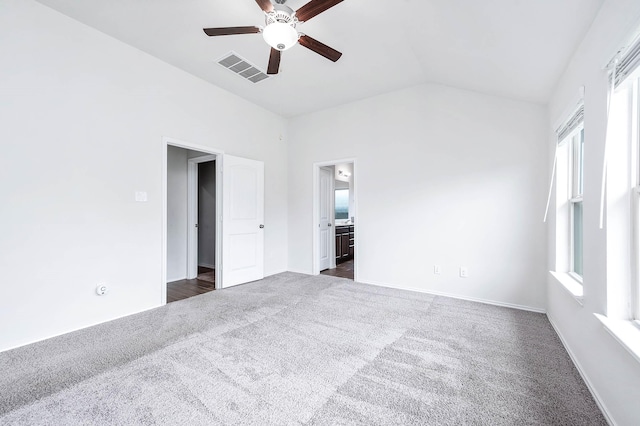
[135,191,148,202]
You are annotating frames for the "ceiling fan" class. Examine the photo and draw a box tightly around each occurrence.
[203,0,344,75]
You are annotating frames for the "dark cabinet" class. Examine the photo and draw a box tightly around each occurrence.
[349,229,355,258]
[335,225,354,264]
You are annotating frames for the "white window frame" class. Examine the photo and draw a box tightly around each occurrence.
[604,71,639,322]
[594,35,640,364]
[566,125,585,283]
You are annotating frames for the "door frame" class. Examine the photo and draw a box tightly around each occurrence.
[312,158,358,279]
[187,155,217,280]
[162,137,223,305]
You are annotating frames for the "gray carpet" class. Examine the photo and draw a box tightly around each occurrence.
[0,272,605,425]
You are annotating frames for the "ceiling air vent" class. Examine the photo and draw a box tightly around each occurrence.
[217,52,270,83]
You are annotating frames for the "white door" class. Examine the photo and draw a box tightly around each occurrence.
[222,155,264,288]
[319,167,332,271]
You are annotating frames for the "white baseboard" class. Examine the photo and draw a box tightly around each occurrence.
[356,278,546,313]
[197,263,215,269]
[547,314,615,426]
[166,275,186,283]
[0,303,160,354]
[265,269,288,277]
[284,269,312,275]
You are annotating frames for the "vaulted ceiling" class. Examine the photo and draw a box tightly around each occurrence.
[35,0,603,117]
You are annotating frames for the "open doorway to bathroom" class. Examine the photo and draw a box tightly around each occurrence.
[316,161,355,280]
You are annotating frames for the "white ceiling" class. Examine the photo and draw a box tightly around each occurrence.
[35,0,603,117]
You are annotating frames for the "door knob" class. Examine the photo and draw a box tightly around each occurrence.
[328,223,332,226]
[259,224,264,229]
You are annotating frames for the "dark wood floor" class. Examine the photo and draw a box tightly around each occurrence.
[167,267,215,303]
[320,259,354,280]
[169,261,353,303]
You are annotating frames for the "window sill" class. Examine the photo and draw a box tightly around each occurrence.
[594,314,640,364]
[549,271,584,306]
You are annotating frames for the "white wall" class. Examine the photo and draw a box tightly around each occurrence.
[5,4,638,422]
[167,146,188,281]
[546,0,640,424]
[0,0,288,352]
[287,83,548,311]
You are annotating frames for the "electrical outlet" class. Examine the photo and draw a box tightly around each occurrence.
[460,267,468,278]
[96,284,108,296]
[433,265,441,275]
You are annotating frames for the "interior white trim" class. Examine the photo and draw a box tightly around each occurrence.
[357,277,547,314]
[265,269,288,277]
[547,315,615,426]
[595,314,640,365]
[0,304,160,354]
[162,136,224,304]
[286,268,310,275]
[550,271,584,306]
[328,168,336,270]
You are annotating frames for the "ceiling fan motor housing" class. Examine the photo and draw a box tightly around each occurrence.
[265,4,297,26]
[263,4,299,51]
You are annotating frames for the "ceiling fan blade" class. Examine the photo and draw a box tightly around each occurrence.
[299,35,342,62]
[267,48,281,75]
[255,0,274,13]
[296,0,343,22]
[203,26,261,36]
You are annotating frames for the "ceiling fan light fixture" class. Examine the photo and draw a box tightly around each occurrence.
[262,22,298,51]
[204,0,344,75]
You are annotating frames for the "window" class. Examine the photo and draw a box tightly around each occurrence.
[608,33,640,324]
[554,106,585,287]
[594,34,640,361]
[606,65,640,326]
[570,128,584,279]
[606,56,640,322]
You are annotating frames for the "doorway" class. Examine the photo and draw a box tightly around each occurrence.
[162,137,266,305]
[166,146,218,303]
[314,160,356,281]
